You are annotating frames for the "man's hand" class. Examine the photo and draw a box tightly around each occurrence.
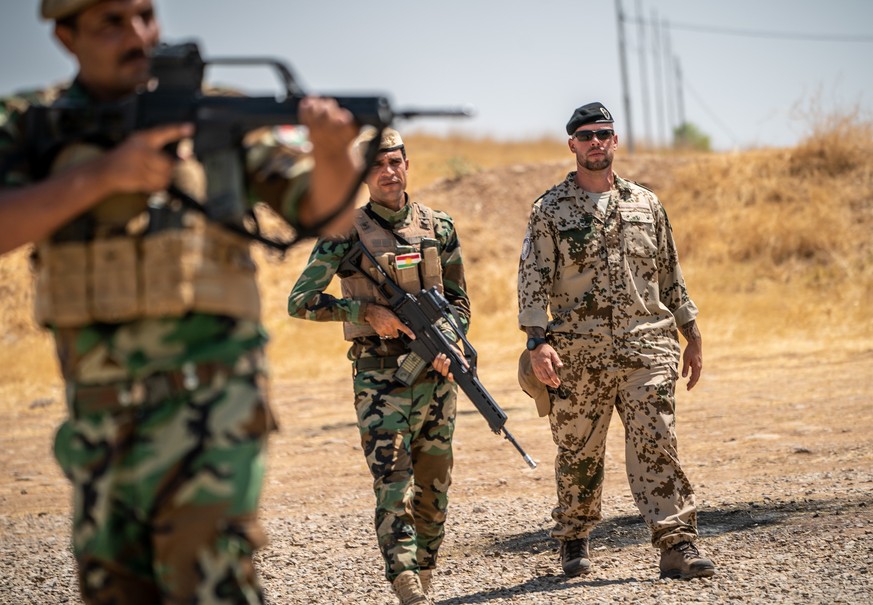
[298,97,361,235]
[300,97,358,155]
[531,344,563,388]
[95,123,194,195]
[0,123,192,255]
[680,320,703,390]
[431,352,462,381]
[364,303,415,341]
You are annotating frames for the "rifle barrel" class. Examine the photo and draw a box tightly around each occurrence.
[394,106,475,120]
[503,428,538,469]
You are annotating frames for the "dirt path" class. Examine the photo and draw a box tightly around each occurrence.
[1,341,871,603]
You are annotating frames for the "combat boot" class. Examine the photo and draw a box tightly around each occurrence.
[659,541,716,580]
[419,569,432,593]
[392,570,431,605]
[560,537,591,577]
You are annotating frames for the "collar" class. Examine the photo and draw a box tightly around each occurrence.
[367,194,411,226]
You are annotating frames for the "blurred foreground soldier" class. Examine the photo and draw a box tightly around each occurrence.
[288,128,469,604]
[0,0,361,603]
[517,102,715,580]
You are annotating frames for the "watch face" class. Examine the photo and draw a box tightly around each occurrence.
[527,337,545,350]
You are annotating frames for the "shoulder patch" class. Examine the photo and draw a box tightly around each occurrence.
[521,234,532,261]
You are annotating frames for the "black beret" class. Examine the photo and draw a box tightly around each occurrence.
[566,102,614,135]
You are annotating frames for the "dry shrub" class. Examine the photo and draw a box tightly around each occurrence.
[662,110,873,343]
[789,105,873,178]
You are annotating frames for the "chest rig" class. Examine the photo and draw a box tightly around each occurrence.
[340,202,443,340]
[31,143,261,327]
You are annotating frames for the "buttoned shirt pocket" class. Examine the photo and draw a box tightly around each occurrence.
[620,209,657,258]
[556,216,599,266]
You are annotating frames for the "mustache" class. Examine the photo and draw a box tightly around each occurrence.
[119,48,149,65]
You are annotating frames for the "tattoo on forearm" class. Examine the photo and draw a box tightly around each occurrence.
[680,320,701,343]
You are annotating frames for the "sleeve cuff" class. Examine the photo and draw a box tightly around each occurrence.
[672,300,699,328]
[518,309,549,331]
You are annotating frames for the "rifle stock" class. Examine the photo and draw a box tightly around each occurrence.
[340,242,537,469]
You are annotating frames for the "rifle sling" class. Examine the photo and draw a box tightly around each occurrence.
[362,204,414,246]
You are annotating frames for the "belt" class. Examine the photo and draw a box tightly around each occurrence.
[354,356,400,372]
[70,357,250,418]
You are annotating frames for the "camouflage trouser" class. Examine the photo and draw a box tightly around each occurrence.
[353,365,456,582]
[54,369,275,605]
[548,335,698,549]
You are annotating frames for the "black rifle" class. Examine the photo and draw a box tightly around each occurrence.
[339,242,537,469]
[23,41,472,249]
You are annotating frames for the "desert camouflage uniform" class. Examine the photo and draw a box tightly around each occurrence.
[518,172,700,548]
[287,198,469,581]
[0,80,312,604]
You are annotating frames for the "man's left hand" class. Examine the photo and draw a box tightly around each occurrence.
[680,321,703,390]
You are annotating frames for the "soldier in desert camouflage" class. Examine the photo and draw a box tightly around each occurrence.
[288,127,469,605]
[517,102,716,581]
[0,0,361,603]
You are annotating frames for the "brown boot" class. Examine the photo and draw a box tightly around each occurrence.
[560,537,591,577]
[659,541,716,580]
[419,569,433,593]
[392,570,431,605]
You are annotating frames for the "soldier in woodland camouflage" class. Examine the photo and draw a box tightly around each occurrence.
[517,102,716,580]
[288,127,469,605]
[0,1,361,603]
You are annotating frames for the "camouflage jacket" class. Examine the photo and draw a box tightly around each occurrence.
[517,172,697,353]
[0,79,312,384]
[287,198,470,361]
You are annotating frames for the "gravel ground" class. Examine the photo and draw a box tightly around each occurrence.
[3,469,871,605]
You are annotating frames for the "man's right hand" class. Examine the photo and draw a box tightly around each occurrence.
[364,303,415,341]
[0,123,193,255]
[531,344,563,388]
[93,123,194,196]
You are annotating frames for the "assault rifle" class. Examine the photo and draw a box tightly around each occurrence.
[24,41,472,249]
[340,242,537,469]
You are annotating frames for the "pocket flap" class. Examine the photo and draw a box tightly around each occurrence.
[620,209,654,224]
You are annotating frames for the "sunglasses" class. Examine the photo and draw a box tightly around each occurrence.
[572,129,614,142]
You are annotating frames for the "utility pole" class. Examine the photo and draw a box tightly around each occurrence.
[636,0,653,147]
[675,57,686,128]
[651,9,666,147]
[662,18,676,145]
[615,0,635,153]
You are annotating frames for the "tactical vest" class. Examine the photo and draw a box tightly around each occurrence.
[31,143,261,327]
[340,202,443,340]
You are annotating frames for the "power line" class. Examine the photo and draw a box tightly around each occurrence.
[627,17,873,42]
[683,81,739,148]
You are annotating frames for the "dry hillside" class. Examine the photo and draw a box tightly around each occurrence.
[2,121,871,382]
[1,121,872,604]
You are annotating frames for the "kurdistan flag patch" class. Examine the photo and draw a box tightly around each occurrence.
[396,252,422,270]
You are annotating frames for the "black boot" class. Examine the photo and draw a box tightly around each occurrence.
[560,537,591,577]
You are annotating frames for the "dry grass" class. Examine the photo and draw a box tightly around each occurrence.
[2,114,871,392]
[401,133,570,192]
[663,115,873,345]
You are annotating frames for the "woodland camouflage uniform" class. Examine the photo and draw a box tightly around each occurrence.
[0,77,313,603]
[518,171,701,548]
[287,198,469,582]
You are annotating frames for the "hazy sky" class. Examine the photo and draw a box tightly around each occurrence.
[2,1,871,151]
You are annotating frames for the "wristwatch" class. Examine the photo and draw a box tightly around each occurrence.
[526,336,547,351]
